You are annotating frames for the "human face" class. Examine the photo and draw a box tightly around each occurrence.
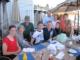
[47,11,52,17]
[64,15,68,20]
[25,19,30,25]
[56,23,60,29]
[38,24,44,30]
[47,22,52,29]
[54,15,58,20]
[19,27,25,33]
[9,28,16,37]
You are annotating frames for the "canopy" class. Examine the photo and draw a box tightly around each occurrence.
[51,0,80,13]
[51,0,80,34]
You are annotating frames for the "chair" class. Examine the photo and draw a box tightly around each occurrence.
[0,56,11,60]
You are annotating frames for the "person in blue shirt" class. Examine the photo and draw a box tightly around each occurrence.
[42,11,54,25]
[43,21,54,42]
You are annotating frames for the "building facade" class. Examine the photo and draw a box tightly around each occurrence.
[7,0,34,24]
[34,5,49,27]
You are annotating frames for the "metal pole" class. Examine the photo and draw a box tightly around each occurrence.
[0,2,1,28]
[2,1,9,36]
[0,2,3,37]
[77,0,79,34]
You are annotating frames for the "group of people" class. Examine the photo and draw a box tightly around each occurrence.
[2,11,76,60]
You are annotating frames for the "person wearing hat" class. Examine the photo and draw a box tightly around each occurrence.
[21,16,34,43]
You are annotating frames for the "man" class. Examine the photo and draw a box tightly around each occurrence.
[21,16,34,43]
[42,11,54,25]
[43,21,54,42]
[32,21,44,44]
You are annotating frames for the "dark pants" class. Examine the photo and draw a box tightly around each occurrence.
[74,30,79,35]
[0,56,10,60]
[4,55,16,60]
[76,55,80,60]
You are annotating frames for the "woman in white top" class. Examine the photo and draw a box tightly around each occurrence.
[32,21,44,44]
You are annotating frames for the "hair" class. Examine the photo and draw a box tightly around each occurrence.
[56,22,60,28]
[54,14,60,20]
[47,21,52,24]
[47,10,52,14]
[56,21,60,24]
[9,25,16,31]
[25,16,30,20]
[37,21,43,25]
[64,13,68,16]
[47,21,52,27]
[17,25,25,30]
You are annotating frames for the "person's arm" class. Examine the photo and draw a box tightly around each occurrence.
[52,29,57,37]
[31,23,34,32]
[16,41,21,53]
[31,32,37,45]
[3,43,18,55]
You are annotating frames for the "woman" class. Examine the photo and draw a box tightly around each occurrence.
[3,25,21,60]
[53,22,62,37]
[16,25,31,49]
[52,14,60,29]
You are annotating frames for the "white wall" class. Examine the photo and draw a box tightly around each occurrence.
[7,0,34,24]
[7,0,12,25]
